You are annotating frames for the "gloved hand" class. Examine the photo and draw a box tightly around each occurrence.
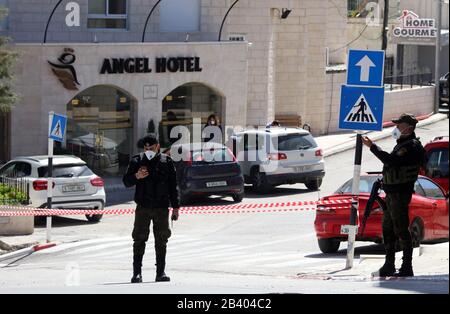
[171,208,179,221]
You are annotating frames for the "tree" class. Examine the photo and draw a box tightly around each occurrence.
[0,6,18,112]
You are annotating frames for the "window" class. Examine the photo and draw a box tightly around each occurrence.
[38,165,93,178]
[0,162,31,178]
[88,0,127,29]
[418,178,446,200]
[160,0,200,33]
[274,134,318,151]
[426,148,449,179]
[0,0,9,31]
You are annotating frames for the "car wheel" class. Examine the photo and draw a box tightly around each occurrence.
[318,238,340,254]
[410,219,424,248]
[232,193,244,203]
[305,178,323,191]
[251,168,271,193]
[86,214,103,223]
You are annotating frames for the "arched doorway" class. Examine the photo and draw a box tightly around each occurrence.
[159,82,225,147]
[60,85,136,176]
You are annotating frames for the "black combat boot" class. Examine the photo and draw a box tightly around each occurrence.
[372,248,396,277]
[131,256,143,283]
[395,248,414,277]
[155,262,170,282]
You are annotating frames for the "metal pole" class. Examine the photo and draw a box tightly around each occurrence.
[218,0,240,42]
[381,0,389,52]
[345,132,363,269]
[44,0,64,43]
[435,0,442,113]
[142,0,163,43]
[47,112,54,243]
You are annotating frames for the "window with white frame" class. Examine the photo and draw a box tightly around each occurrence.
[88,0,128,29]
[160,0,200,33]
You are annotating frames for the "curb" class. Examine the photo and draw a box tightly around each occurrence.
[0,242,57,262]
[324,113,448,157]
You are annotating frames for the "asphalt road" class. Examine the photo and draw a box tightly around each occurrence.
[0,119,448,294]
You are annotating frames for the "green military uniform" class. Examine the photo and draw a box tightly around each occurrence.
[369,114,425,277]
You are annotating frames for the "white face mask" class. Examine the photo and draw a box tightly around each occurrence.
[391,127,402,140]
[145,150,156,160]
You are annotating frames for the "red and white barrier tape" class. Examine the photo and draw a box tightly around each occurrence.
[0,199,352,217]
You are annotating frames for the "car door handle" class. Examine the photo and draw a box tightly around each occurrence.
[432,203,438,208]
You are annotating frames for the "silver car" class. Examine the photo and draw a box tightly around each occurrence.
[231,128,325,192]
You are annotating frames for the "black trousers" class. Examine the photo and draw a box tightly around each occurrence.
[132,205,171,272]
[383,192,413,253]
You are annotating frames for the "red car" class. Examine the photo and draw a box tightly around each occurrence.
[422,136,449,193]
[314,174,449,254]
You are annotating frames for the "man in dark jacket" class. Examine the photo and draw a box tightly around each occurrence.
[123,135,180,283]
[362,113,426,277]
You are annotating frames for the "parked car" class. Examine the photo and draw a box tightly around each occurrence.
[422,136,449,193]
[231,127,325,192]
[0,155,106,222]
[314,174,449,254]
[169,143,244,204]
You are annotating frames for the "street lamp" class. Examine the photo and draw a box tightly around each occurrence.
[218,0,240,42]
[142,0,163,43]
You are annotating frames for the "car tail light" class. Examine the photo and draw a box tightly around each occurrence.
[268,153,287,161]
[315,149,324,157]
[185,152,193,167]
[90,177,104,187]
[33,180,55,191]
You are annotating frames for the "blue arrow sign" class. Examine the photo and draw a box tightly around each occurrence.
[339,86,385,132]
[49,113,67,142]
[347,50,385,87]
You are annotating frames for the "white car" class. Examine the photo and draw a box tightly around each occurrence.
[231,127,326,192]
[0,155,106,222]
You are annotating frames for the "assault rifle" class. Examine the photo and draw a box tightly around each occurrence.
[361,179,383,236]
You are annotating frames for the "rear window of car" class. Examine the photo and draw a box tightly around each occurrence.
[38,164,93,178]
[426,148,449,179]
[191,148,235,164]
[336,176,382,194]
[273,134,318,151]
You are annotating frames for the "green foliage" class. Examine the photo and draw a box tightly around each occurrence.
[0,184,28,205]
[0,6,18,112]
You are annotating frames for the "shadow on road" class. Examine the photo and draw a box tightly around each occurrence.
[243,185,316,199]
[34,216,95,228]
[304,243,385,259]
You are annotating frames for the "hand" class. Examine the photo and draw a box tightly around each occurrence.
[362,136,373,148]
[135,167,149,180]
[171,208,180,221]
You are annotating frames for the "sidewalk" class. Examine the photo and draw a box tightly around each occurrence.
[316,113,448,157]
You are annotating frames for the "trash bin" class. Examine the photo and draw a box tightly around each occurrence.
[0,209,34,236]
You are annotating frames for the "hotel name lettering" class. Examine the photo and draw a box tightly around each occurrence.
[100,57,203,74]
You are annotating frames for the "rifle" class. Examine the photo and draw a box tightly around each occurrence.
[361,179,382,236]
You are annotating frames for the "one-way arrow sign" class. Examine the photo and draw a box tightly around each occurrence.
[347,49,385,87]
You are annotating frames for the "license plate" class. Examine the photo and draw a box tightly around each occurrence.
[295,165,313,173]
[206,181,227,188]
[62,184,85,193]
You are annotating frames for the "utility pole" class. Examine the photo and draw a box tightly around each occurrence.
[434,0,442,113]
[381,0,389,52]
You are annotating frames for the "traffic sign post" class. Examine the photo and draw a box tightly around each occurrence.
[340,49,385,269]
[47,112,67,243]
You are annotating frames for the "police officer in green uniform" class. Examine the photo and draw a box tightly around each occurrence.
[123,135,180,283]
[362,113,425,277]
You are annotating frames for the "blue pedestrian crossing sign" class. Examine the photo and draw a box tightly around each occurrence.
[339,86,385,132]
[49,113,67,142]
[347,49,385,87]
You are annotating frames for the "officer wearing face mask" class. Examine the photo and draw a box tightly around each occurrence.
[123,135,180,283]
[362,113,426,277]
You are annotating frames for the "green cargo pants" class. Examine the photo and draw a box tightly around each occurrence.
[132,205,172,273]
[383,192,413,251]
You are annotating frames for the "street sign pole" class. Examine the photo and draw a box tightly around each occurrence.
[345,132,363,269]
[47,111,54,243]
[434,0,442,113]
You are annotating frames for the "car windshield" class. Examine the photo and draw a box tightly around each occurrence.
[335,176,382,194]
[273,134,318,151]
[38,164,93,178]
[191,148,235,164]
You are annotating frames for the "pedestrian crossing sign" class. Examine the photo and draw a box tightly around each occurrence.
[339,86,385,131]
[49,113,67,142]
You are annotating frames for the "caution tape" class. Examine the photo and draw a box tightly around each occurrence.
[0,199,352,217]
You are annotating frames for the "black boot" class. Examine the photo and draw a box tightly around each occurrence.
[395,248,414,277]
[131,256,143,283]
[155,262,170,282]
[372,248,396,277]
